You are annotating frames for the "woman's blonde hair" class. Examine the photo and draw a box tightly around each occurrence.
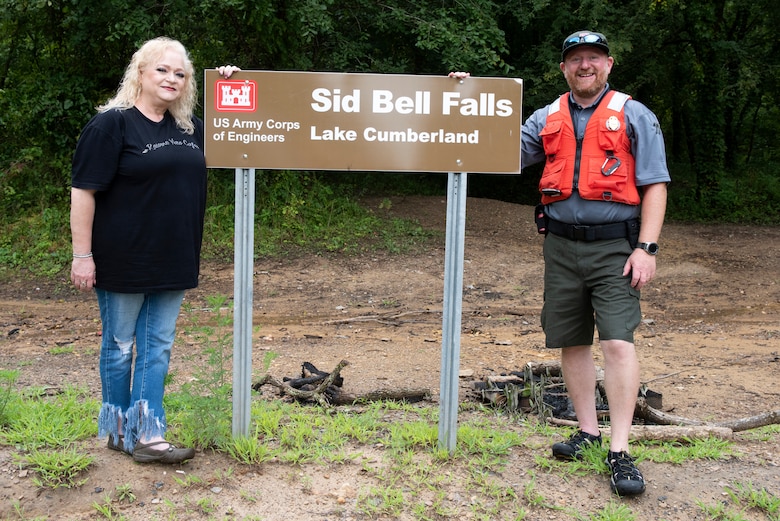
[98,37,197,134]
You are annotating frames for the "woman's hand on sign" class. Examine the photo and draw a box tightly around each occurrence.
[217,65,242,78]
[448,71,471,80]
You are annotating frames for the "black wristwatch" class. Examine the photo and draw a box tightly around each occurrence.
[636,242,659,255]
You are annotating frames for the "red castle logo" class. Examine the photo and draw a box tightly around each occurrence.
[215,80,257,112]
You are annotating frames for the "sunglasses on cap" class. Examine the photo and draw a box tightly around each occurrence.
[561,31,609,58]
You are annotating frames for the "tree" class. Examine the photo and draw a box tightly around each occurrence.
[1,0,778,222]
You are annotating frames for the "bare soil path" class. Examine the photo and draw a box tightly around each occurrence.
[0,196,778,520]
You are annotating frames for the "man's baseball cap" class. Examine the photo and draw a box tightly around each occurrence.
[561,31,610,60]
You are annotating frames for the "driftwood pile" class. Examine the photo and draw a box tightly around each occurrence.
[473,360,780,441]
[252,361,430,406]
[251,359,779,442]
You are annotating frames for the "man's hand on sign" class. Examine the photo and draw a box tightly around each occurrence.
[448,71,471,80]
[217,65,241,78]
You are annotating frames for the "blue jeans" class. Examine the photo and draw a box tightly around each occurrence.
[95,289,185,452]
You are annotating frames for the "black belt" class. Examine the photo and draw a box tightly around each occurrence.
[547,218,639,242]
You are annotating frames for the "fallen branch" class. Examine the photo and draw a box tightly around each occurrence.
[547,399,779,442]
[715,409,780,432]
[252,360,431,406]
[252,360,350,407]
[636,399,780,432]
[634,398,703,426]
[525,360,563,377]
[328,388,430,405]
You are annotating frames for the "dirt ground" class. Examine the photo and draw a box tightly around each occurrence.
[0,196,778,520]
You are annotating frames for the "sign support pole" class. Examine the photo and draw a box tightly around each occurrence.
[438,171,468,453]
[232,167,255,437]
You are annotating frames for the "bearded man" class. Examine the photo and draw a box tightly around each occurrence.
[526,30,670,496]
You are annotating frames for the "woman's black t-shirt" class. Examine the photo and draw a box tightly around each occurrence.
[71,107,207,293]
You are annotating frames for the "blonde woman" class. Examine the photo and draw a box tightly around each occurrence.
[70,36,237,463]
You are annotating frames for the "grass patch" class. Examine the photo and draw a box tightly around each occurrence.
[18,446,94,489]
[698,481,780,520]
[1,386,97,450]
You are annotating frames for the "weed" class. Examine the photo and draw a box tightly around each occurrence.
[262,350,279,372]
[169,294,234,450]
[522,472,548,507]
[0,291,776,520]
[641,436,735,464]
[358,484,406,517]
[213,466,235,483]
[222,433,275,465]
[11,500,46,521]
[587,501,636,521]
[239,489,259,502]
[92,494,126,520]
[384,419,438,451]
[1,385,96,450]
[299,474,313,493]
[115,483,136,503]
[19,446,93,489]
[172,473,204,488]
[726,481,780,518]
[48,345,74,355]
[739,424,780,442]
[457,422,523,456]
[194,497,217,514]
[697,499,750,521]
[0,369,19,426]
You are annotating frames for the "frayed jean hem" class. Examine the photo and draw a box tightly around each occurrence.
[125,399,166,453]
[98,403,124,440]
[98,399,166,453]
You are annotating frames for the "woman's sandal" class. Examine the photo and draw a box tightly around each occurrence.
[132,440,196,464]
[106,434,131,455]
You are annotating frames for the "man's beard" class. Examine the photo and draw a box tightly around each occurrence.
[566,72,607,100]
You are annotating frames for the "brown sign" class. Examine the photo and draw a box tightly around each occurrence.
[204,70,523,173]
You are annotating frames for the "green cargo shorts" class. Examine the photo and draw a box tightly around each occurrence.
[540,233,641,348]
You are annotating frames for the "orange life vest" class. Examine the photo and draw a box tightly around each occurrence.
[538,90,640,206]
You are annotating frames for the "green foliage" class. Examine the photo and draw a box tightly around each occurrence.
[92,495,127,520]
[0,369,18,426]
[0,205,71,276]
[19,446,94,489]
[198,169,436,262]
[1,386,97,450]
[2,0,780,279]
[0,380,96,490]
[727,482,780,517]
[222,432,275,465]
[640,436,736,464]
[698,481,780,521]
[168,295,235,449]
[666,162,780,223]
[587,502,636,521]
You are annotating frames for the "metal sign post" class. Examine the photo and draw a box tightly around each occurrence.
[232,167,255,437]
[438,172,468,452]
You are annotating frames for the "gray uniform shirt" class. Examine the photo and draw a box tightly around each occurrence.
[521,85,671,225]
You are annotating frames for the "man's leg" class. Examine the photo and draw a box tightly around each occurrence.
[600,338,645,495]
[551,344,603,460]
[599,339,640,452]
[560,344,599,436]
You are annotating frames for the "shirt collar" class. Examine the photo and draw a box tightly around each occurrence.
[569,83,611,110]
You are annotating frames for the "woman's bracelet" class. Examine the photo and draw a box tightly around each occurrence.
[72,252,93,258]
